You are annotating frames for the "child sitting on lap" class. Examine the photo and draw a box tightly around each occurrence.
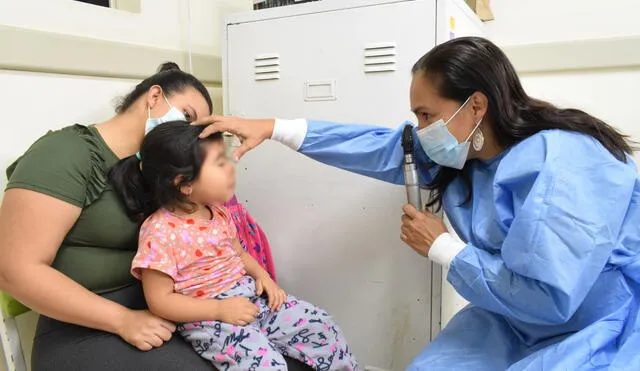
[109,121,359,371]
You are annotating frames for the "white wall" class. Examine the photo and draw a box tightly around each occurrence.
[486,0,640,46]
[0,0,256,189]
[487,0,640,147]
[0,0,252,56]
[0,2,252,370]
[442,0,640,328]
[522,70,640,144]
[0,0,256,116]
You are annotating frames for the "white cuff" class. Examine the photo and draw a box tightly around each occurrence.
[271,118,308,151]
[428,233,465,268]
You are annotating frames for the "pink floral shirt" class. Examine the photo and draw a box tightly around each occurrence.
[131,206,246,298]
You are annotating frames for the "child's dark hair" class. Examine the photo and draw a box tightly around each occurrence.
[116,62,213,115]
[109,121,223,221]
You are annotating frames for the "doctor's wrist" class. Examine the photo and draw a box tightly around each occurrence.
[271,119,308,150]
[428,233,466,268]
[259,118,275,138]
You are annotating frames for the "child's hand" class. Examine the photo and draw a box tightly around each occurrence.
[255,275,287,312]
[218,297,260,326]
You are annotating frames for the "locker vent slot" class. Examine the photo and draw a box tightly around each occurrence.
[254,53,280,81]
[364,42,397,73]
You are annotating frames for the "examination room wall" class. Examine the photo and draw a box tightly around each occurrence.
[0,0,256,191]
[492,0,640,147]
[489,0,640,146]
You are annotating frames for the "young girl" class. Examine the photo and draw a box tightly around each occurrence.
[109,121,359,371]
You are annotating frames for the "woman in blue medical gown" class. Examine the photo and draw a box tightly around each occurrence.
[196,37,640,370]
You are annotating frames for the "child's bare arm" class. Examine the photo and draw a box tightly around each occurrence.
[232,239,286,311]
[232,238,270,280]
[141,269,259,325]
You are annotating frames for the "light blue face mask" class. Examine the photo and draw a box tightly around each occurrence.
[416,96,483,170]
[145,94,186,135]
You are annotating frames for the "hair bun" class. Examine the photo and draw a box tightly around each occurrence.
[157,62,181,73]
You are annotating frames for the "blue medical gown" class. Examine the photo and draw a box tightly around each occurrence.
[297,120,640,370]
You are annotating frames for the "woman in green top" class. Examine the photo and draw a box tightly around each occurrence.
[0,63,310,371]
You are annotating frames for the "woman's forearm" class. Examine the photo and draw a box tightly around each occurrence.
[1,263,129,334]
[272,119,434,185]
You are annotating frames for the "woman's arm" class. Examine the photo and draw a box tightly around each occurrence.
[273,119,434,185]
[0,189,128,331]
[195,116,435,185]
[0,189,174,351]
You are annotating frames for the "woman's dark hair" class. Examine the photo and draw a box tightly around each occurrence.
[412,36,635,211]
[109,121,223,221]
[116,62,213,114]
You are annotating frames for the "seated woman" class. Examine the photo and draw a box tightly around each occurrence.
[0,62,312,371]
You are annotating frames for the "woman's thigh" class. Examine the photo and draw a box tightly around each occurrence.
[32,282,314,370]
[32,314,313,371]
[32,314,212,371]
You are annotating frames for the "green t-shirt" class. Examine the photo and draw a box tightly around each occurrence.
[6,125,139,293]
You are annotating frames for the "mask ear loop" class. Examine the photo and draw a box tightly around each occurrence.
[465,118,483,142]
[444,95,473,126]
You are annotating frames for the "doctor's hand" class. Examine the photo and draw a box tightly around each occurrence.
[192,115,275,162]
[400,204,447,257]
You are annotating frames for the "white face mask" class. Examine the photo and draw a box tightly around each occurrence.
[416,96,484,170]
[145,94,186,135]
